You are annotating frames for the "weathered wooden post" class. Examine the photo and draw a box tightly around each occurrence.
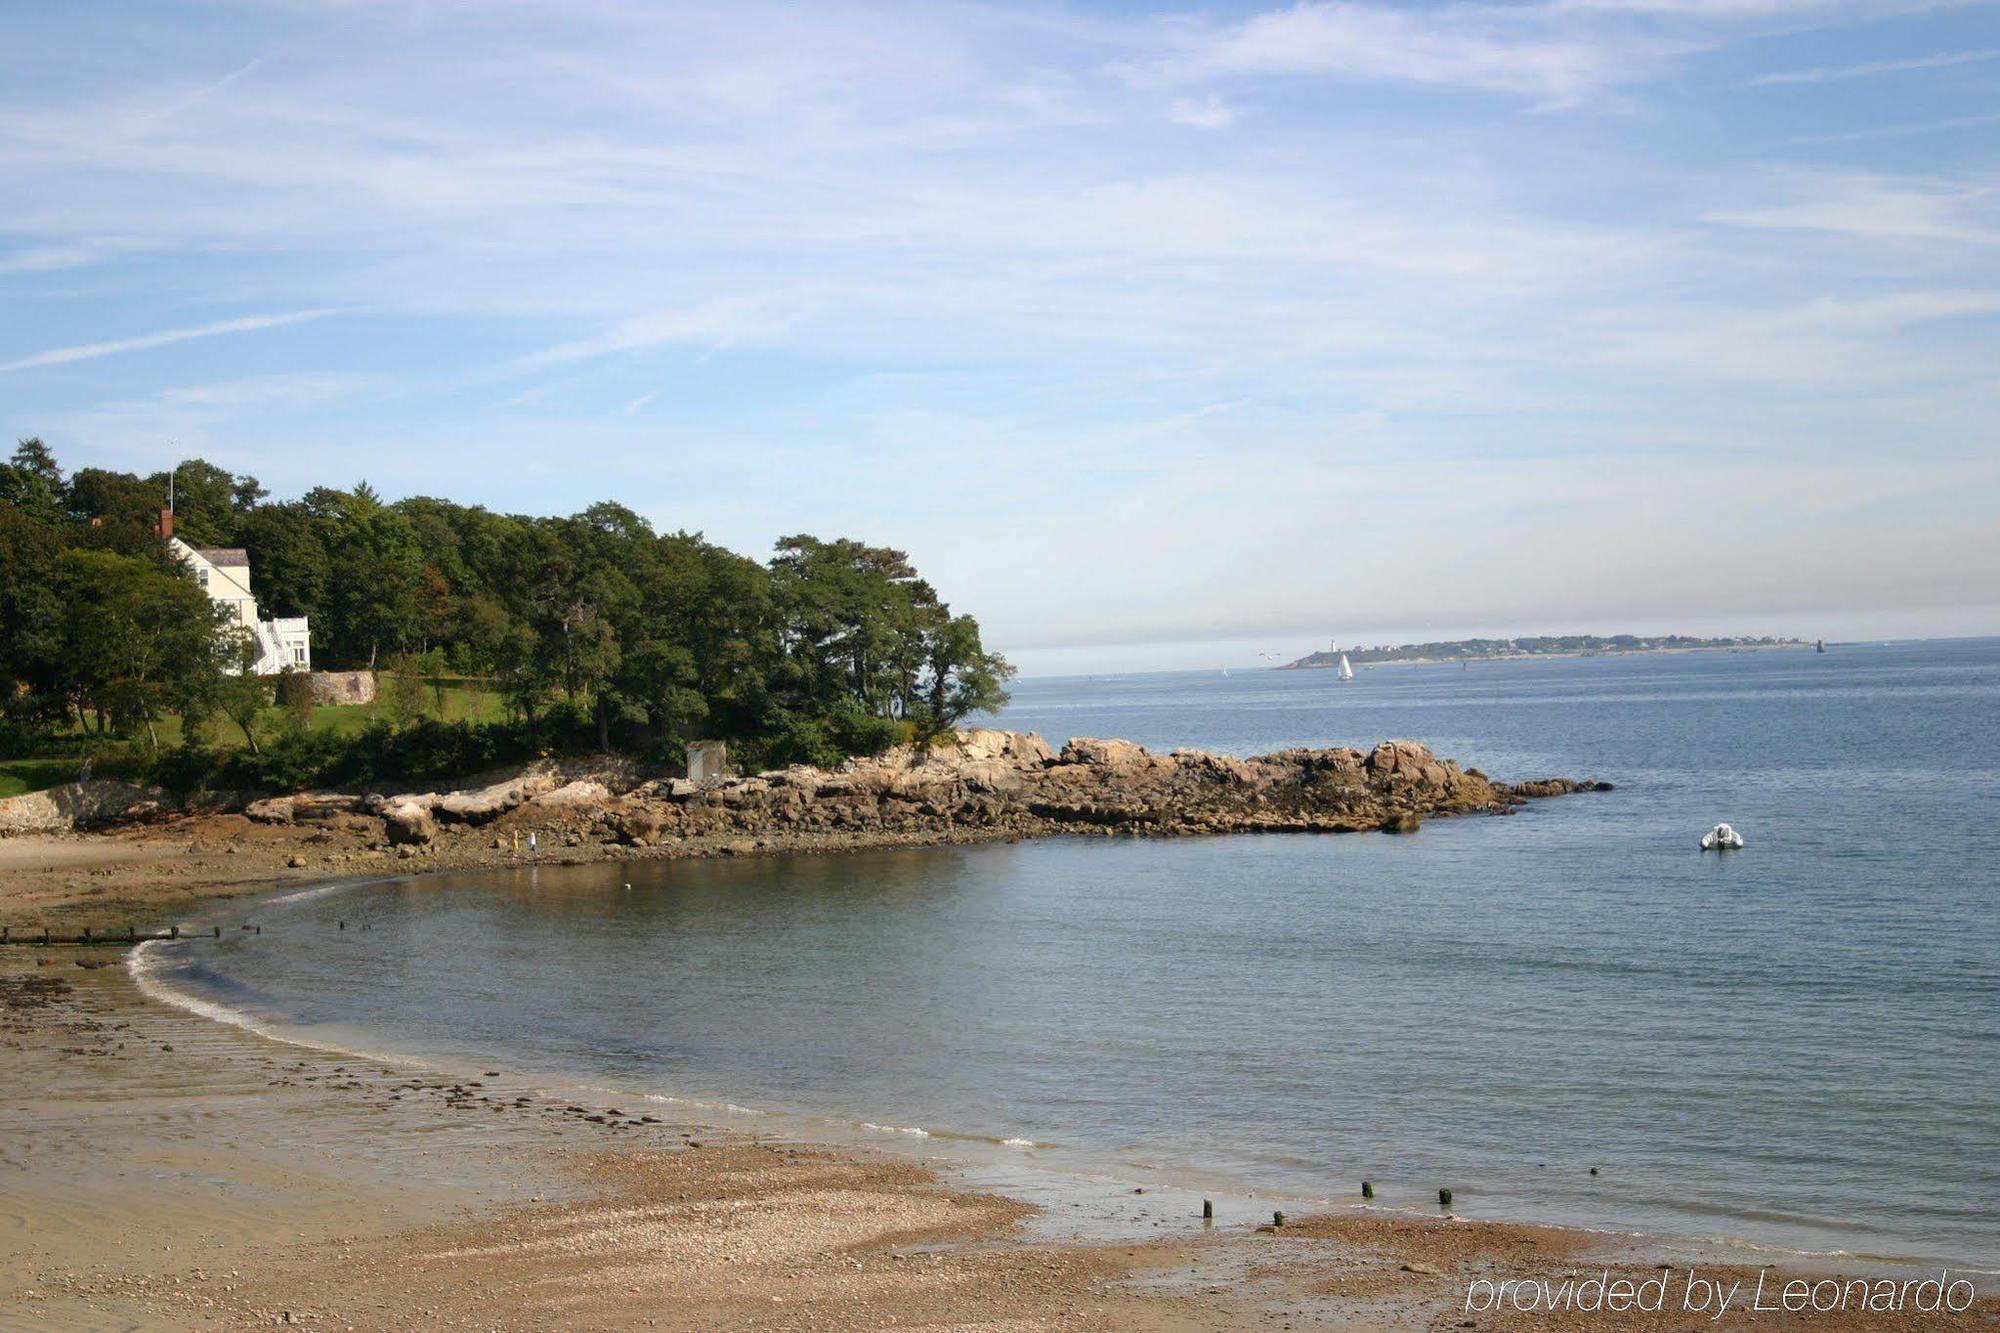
[1361,1180,1373,1199]
[1202,1199,1213,1220]
[41,927,51,945]
[212,925,222,938]
[1272,1211,1285,1228]
[170,926,179,939]
[1438,1188,1452,1208]
[81,926,91,943]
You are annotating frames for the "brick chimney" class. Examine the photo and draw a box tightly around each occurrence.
[156,508,174,540]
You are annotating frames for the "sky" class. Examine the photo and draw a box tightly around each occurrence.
[3,0,1997,674]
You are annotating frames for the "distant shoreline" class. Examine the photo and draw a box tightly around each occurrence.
[1280,640,1810,670]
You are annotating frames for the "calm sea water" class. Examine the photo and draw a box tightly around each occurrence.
[140,640,2000,1267]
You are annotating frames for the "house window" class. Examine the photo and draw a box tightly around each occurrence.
[197,569,209,588]
[293,647,307,664]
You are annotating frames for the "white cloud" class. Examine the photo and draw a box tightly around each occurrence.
[1169,94,1237,128]
[1777,110,2000,145]
[0,309,338,373]
[0,245,102,274]
[514,298,794,370]
[1747,46,2000,85]
[1707,172,2000,246]
[1149,1,1681,105]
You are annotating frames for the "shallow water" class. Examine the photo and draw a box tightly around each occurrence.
[143,639,2000,1268]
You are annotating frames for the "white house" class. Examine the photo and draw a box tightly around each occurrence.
[161,513,312,676]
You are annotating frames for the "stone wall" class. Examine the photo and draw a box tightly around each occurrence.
[0,781,167,836]
[307,670,376,707]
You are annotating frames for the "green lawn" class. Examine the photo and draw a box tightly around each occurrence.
[0,758,82,799]
[301,683,509,738]
[4,678,510,796]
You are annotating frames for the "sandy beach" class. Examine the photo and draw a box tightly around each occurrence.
[4,828,1994,1330]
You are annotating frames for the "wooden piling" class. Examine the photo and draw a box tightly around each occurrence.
[1202,1199,1213,1220]
[1272,1211,1285,1227]
[1438,1188,1452,1208]
[1361,1180,1373,1199]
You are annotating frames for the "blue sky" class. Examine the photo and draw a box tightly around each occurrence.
[3,0,1997,673]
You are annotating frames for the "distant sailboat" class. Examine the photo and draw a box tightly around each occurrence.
[1338,653,1354,681]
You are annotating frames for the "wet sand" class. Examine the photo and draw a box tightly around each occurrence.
[4,831,1996,1329]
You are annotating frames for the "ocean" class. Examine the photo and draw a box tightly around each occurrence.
[137,638,2000,1269]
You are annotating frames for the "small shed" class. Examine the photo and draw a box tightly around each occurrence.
[687,740,729,784]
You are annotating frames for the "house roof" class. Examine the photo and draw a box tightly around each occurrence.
[194,547,250,568]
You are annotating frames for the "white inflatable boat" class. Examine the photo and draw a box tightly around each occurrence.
[1700,822,1745,851]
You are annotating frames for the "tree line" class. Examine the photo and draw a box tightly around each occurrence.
[0,438,1012,777]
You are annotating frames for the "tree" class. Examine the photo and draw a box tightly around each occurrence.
[0,502,67,722]
[64,467,164,553]
[57,550,232,751]
[0,438,65,523]
[237,502,333,622]
[144,458,265,545]
[917,612,1014,736]
[216,636,273,755]
[275,668,317,733]
[770,535,929,715]
[380,655,432,729]
[330,505,425,667]
[0,439,1015,771]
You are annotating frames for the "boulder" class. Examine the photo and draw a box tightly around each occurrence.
[245,796,297,825]
[1366,739,1434,776]
[436,772,557,824]
[954,758,1030,794]
[1169,749,1255,785]
[534,780,612,811]
[293,793,365,822]
[956,728,1055,765]
[306,670,376,706]
[612,806,668,846]
[1059,738,1152,772]
[381,801,437,845]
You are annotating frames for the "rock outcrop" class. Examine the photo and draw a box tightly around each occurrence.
[1,731,1598,860]
[345,731,1596,854]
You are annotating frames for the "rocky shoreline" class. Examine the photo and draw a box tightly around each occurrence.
[260,728,1605,859]
[0,729,1603,928]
